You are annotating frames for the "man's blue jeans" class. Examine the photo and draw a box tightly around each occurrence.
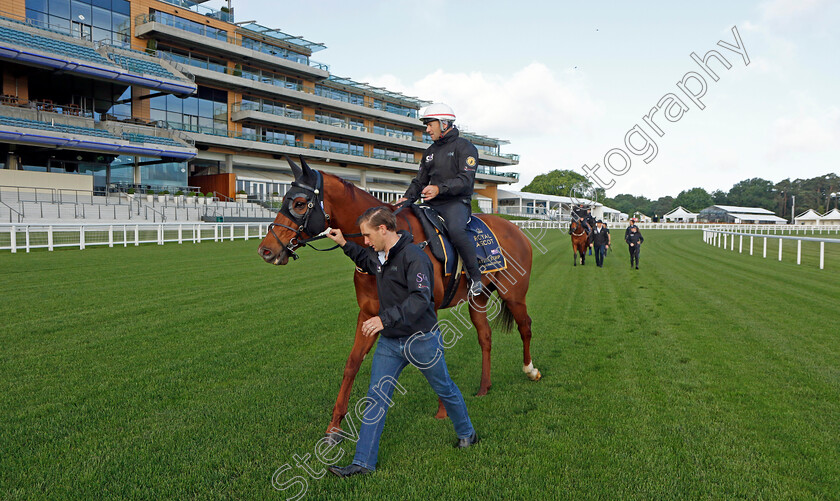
[594,245,607,266]
[352,330,475,471]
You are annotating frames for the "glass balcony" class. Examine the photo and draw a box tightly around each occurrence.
[156,0,234,22]
[477,165,519,180]
[231,102,436,147]
[160,53,426,120]
[166,123,419,165]
[135,13,329,71]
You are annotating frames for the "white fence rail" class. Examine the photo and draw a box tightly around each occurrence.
[703,229,839,270]
[508,221,840,233]
[0,222,270,253]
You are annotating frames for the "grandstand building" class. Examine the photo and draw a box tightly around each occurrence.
[0,0,518,214]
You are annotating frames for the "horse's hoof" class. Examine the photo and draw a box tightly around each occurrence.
[523,362,541,381]
[434,409,448,420]
[324,431,344,446]
[475,387,490,397]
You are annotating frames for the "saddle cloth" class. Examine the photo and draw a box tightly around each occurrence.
[410,204,507,276]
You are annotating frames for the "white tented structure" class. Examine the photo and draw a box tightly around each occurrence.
[496,189,623,222]
[663,206,698,223]
[794,209,822,225]
[820,208,840,226]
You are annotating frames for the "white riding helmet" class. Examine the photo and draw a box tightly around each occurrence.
[419,103,456,124]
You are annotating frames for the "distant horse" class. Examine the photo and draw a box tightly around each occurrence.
[257,156,541,443]
[570,219,589,266]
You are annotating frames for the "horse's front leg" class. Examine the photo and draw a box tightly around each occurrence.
[325,309,377,444]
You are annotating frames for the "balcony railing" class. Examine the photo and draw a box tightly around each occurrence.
[231,102,424,144]
[135,13,329,71]
[156,0,233,22]
[161,54,428,122]
[165,123,419,165]
[477,165,518,180]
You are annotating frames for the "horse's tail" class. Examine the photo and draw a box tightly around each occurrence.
[491,299,516,333]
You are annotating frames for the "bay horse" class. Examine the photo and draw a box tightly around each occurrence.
[257,156,541,443]
[570,219,589,266]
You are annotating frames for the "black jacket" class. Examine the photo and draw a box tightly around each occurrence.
[592,227,610,246]
[342,231,438,338]
[404,127,479,204]
[624,225,641,240]
[626,230,644,245]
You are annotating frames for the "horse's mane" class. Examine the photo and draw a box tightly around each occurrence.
[326,171,399,208]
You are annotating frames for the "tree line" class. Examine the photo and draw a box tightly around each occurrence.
[522,170,840,220]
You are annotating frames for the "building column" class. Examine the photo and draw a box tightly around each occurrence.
[359,170,367,189]
[225,154,233,174]
[133,157,141,185]
[6,152,20,170]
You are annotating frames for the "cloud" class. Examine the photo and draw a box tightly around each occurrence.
[760,0,828,24]
[363,62,604,139]
[362,63,607,189]
[770,107,840,156]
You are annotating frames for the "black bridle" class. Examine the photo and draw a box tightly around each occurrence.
[264,170,351,260]
[264,170,412,261]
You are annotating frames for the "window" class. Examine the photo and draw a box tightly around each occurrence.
[27,0,132,45]
[150,85,227,135]
[373,147,414,163]
[314,137,362,156]
[374,123,413,140]
[315,112,346,127]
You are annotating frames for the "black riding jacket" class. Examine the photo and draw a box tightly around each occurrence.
[342,231,438,338]
[624,225,643,241]
[592,227,610,246]
[626,231,644,246]
[404,127,479,204]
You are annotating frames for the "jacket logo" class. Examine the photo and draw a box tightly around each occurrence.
[416,272,429,289]
[426,153,434,163]
[448,151,455,157]
[466,156,476,167]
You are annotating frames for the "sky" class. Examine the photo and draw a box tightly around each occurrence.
[214,0,839,199]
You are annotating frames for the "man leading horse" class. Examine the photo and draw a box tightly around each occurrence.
[396,103,483,297]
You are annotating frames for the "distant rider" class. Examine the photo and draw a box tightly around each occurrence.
[569,204,595,237]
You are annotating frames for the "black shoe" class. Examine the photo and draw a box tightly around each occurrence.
[635,266,639,269]
[455,432,479,448]
[328,464,372,478]
[469,279,483,297]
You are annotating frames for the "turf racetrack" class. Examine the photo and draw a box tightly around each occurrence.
[2,230,839,499]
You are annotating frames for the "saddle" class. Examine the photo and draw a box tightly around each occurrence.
[409,203,506,277]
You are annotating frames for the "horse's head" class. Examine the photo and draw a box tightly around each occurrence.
[258,155,329,265]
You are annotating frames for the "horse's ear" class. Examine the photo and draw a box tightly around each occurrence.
[284,155,303,181]
[298,155,314,179]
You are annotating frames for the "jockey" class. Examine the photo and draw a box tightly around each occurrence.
[569,204,595,236]
[397,103,483,296]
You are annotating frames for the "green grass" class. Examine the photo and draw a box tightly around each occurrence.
[1,231,839,499]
